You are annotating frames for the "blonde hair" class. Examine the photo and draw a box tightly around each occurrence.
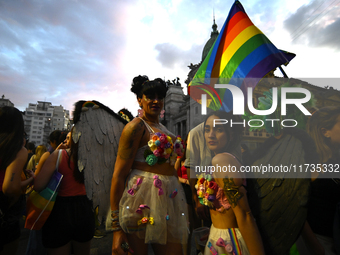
[35,145,47,163]
[306,106,340,163]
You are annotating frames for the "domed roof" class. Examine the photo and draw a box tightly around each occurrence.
[202,19,219,61]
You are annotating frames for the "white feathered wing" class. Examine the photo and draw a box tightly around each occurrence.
[72,101,127,227]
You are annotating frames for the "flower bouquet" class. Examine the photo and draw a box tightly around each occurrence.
[195,174,219,208]
[144,133,185,166]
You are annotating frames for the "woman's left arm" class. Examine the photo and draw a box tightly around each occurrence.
[3,147,28,206]
[213,154,265,255]
[34,150,60,192]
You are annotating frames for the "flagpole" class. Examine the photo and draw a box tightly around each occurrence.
[278,66,288,78]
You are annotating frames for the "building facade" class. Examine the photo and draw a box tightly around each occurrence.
[24,101,70,146]
[0,95,14,107]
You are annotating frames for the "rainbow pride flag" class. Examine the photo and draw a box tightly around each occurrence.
[189,0,295,112]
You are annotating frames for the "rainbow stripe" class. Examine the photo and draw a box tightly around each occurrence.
[25,171,63,230]
[189,0,295,112]
[82,101,98,108]
[228,228,242,255]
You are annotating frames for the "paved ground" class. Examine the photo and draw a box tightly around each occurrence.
[13,218,199,255]
[14,219,116,255]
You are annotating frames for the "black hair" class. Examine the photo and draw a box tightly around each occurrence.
[131,75,168,99]
[48,130,68,149]
[203,110,243,153]
[26,142,35,152]
[49,130,62,144]
[58,131,68,145]
[0,106,25,170]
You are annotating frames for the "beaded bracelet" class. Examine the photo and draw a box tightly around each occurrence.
[111,220,122,231]
[111,221,120,228]
[111,210,119,218]
[111,218,119,222]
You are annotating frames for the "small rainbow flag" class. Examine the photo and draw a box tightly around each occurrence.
[189,0,295,112]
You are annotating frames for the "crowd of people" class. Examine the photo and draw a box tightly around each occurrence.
[0,76,339,255]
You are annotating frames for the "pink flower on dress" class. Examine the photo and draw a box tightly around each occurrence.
[153,178,162,188]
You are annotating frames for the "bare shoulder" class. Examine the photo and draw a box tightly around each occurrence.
[212,153,239,166]
[122,117,145,137]
[117,117,145,160]
[50,149,60,159]
[212,153,243,186]
[43,150,59,163]
[16,146,28,160]
[40,151,50,162]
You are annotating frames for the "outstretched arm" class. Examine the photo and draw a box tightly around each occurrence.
[110,119,145,255]
[213,154,265,255]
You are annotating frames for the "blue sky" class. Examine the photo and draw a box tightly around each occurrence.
[1,0,339,117]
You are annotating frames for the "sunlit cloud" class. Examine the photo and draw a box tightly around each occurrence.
[0,0,339,119]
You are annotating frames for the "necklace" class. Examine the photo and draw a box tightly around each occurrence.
[139,117,169,135]
[142,117,160,128]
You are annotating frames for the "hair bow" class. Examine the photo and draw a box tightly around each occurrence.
[216,237,233,253]
[127,178,143,195]
[136,204,150,214]
[169,189,178,198]
[153,175,164,196]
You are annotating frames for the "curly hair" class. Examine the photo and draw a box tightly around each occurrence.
[131,75,168,99]
[0,106,25,170]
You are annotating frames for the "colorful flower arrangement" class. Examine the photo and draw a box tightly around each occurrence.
[137,216,154,225]
[144,134,185,166]
[173,136,185,157]
[195,173,219,208]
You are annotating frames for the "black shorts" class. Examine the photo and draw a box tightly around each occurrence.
[42,195,95,248]
[0,192,23,250]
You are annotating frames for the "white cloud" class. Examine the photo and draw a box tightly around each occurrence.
[1,0,339,119]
